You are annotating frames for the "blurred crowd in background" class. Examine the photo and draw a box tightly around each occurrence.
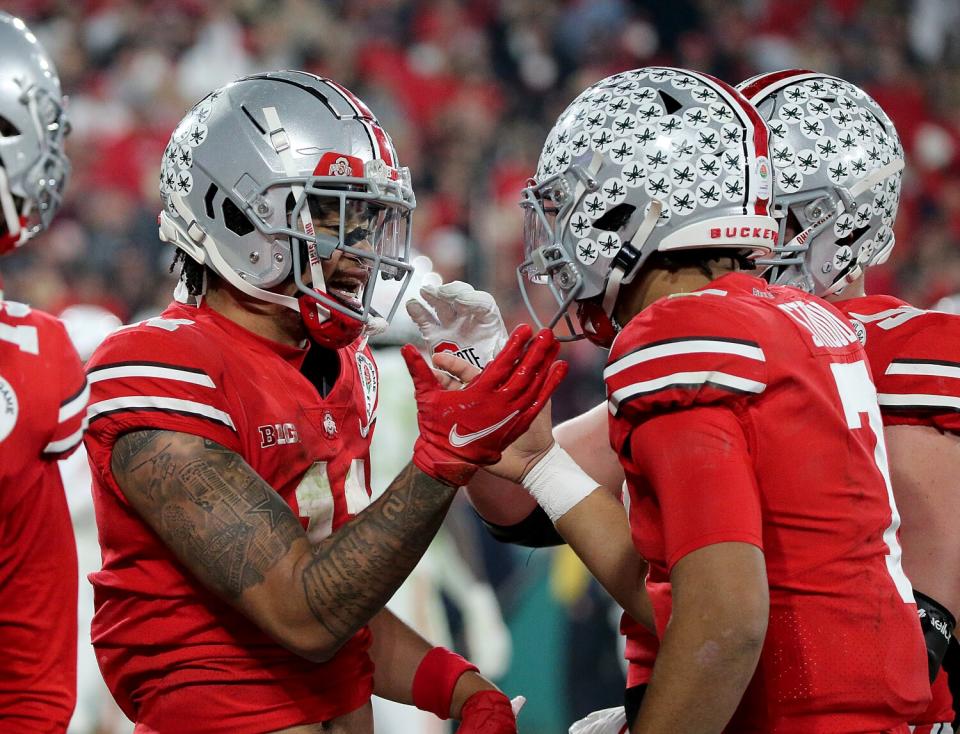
[5,0,960,731]
[7,0,960,414]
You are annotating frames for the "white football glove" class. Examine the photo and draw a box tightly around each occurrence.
[568,706,628,734]
[405,281,508,370]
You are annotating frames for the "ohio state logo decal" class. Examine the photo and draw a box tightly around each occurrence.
[433,340,483,369]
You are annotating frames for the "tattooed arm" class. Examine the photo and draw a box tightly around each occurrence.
[110,430,457,662]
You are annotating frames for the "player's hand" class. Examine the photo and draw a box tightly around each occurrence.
[401,325,567,487]
[434,349,557,484]
[455,690,518,733]
[568,706,628,734]
[406,281,509,370]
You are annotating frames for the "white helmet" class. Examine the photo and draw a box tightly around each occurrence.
[737,70,904,296]
[0,12,70,254]
[158,71,416,349]
[518,66,778,346]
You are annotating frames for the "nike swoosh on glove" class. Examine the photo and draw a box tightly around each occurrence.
[406,281,509,370]
[455,690,518,734]
[402,324,567,486]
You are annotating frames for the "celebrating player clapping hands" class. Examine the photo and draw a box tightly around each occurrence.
[79,71,560,734]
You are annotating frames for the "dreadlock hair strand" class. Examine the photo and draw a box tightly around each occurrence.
[170,249,207,297]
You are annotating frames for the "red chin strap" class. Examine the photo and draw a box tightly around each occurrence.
[298,293,365,350]
[576,299,619,348]
[0,216,28,256]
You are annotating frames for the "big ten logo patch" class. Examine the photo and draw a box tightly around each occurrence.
[433,341,483,369]
[258,422,299,448]
[355,351,378,436]
[0,374,18,442]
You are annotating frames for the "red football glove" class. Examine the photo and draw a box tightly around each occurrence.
[456,690,518,734]
[402,324,567,486]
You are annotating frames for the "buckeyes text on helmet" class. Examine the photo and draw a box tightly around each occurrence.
[737,70,904,297]
[518,66,778,346]
[0,12,70,255]
[158,70,416,349]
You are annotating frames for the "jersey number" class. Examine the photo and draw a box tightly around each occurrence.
[0,323,38,354]
[829,360,914,603]
[294,459,370,542]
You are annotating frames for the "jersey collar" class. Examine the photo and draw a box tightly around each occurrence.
[193,299,310,369]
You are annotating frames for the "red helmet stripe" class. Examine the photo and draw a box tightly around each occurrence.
[737,69,818,102]
[322,78,394,166]
[325,78,375,119]
[369,122,395,167]
[684,68,771,216]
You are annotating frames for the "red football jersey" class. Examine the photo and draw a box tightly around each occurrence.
[84,300,380,733]
[605,273,929,732]
[838,295,960,433]
[838,293,960,727]
[0,298,85,732]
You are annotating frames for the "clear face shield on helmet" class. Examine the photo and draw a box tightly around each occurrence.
[517,169,592,341]
[253,155,416,328]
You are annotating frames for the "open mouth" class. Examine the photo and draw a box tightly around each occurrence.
[325,273,367,311]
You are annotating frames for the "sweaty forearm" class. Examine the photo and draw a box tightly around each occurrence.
[632,610,762,734]
[466,469,539,526]
[300,463,458,649]
[368,608,432,705]
[631,544,767,734]
[555,490,654,630]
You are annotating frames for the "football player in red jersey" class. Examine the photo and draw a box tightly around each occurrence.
[416,67,931,733]
[738,69,960,734]
[83,72,564,734]
[0,11,85,733]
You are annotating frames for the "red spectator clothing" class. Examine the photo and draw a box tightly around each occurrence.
[84,299,380,733]
[838,293,960,728]
[0,297,86,732]
[605,273,929,733]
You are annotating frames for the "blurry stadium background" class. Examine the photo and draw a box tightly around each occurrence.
[5,1,960,732]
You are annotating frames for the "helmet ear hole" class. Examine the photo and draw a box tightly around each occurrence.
[593,203,636,233]
[222,197,254,236]
[203,184,218,219]
[0,115,19,138]
[657,90,683,114]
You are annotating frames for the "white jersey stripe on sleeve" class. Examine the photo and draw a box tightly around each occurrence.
[88,364,216,388]
[605,339,765,380]
[59,381,90,422]
[885,361,960,380]
[609,370,766,412]
[877,393,960,411]
[87,396,237,430]
[43,418,88,455]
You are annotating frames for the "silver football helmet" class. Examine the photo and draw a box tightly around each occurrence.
[0,12,70,254]
[738,70,904,296]
[519,66,778,346]
[158,71,416,347]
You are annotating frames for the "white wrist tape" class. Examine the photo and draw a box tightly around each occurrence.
[522,442,599,523]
